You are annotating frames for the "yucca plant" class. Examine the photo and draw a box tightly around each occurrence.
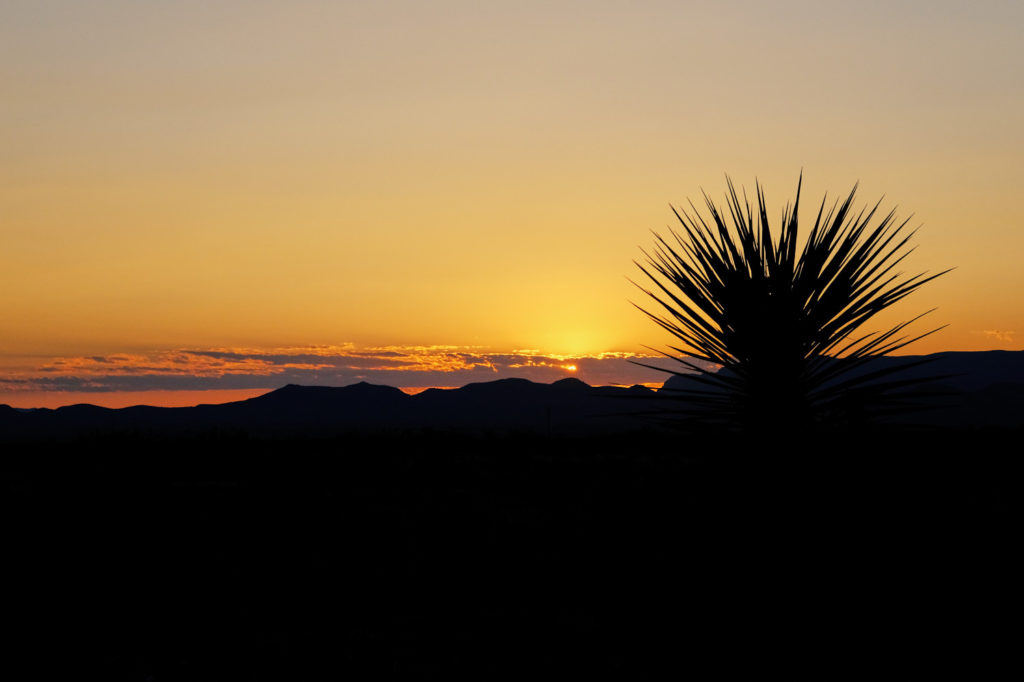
[632,174,952,433]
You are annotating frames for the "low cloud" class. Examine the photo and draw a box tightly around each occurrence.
[0,345,703,394]
[973,330,1015,343]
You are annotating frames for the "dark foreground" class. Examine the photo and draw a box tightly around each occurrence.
[2,428,1018,678]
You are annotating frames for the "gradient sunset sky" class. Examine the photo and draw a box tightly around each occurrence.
[3,1,1022,407]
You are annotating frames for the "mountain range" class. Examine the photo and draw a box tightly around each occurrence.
[2,350,1022,440]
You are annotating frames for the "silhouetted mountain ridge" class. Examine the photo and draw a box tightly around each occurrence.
[2,350,1021,440]
[0,376,663,440]
[660,349,1024,427]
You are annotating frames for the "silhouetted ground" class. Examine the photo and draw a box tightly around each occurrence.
[2,428,1018,678]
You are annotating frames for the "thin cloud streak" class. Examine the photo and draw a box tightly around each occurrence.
[0,345,687,394]
[973,330,1016,343]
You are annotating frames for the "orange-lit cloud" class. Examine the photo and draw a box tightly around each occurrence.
[0,345,682,396]
[974,330,1016,343]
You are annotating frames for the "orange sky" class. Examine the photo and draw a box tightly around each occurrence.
[2,1,1022,406]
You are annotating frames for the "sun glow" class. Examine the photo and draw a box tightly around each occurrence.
[564,365,577,372]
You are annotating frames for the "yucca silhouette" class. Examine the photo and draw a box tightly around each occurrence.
[632,174,952,433]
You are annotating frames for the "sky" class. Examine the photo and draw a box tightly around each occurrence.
[2,1,1022,407]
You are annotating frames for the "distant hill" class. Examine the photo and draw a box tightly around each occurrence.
[660,349,1024,428]
[0,377,666,440]
[2,350,1022,440]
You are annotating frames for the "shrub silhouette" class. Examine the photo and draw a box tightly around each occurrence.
[632,174,952,433]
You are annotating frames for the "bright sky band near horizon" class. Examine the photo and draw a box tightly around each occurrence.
[3,1,1023,408]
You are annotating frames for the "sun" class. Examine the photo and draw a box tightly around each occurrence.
[564,364,577,372]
